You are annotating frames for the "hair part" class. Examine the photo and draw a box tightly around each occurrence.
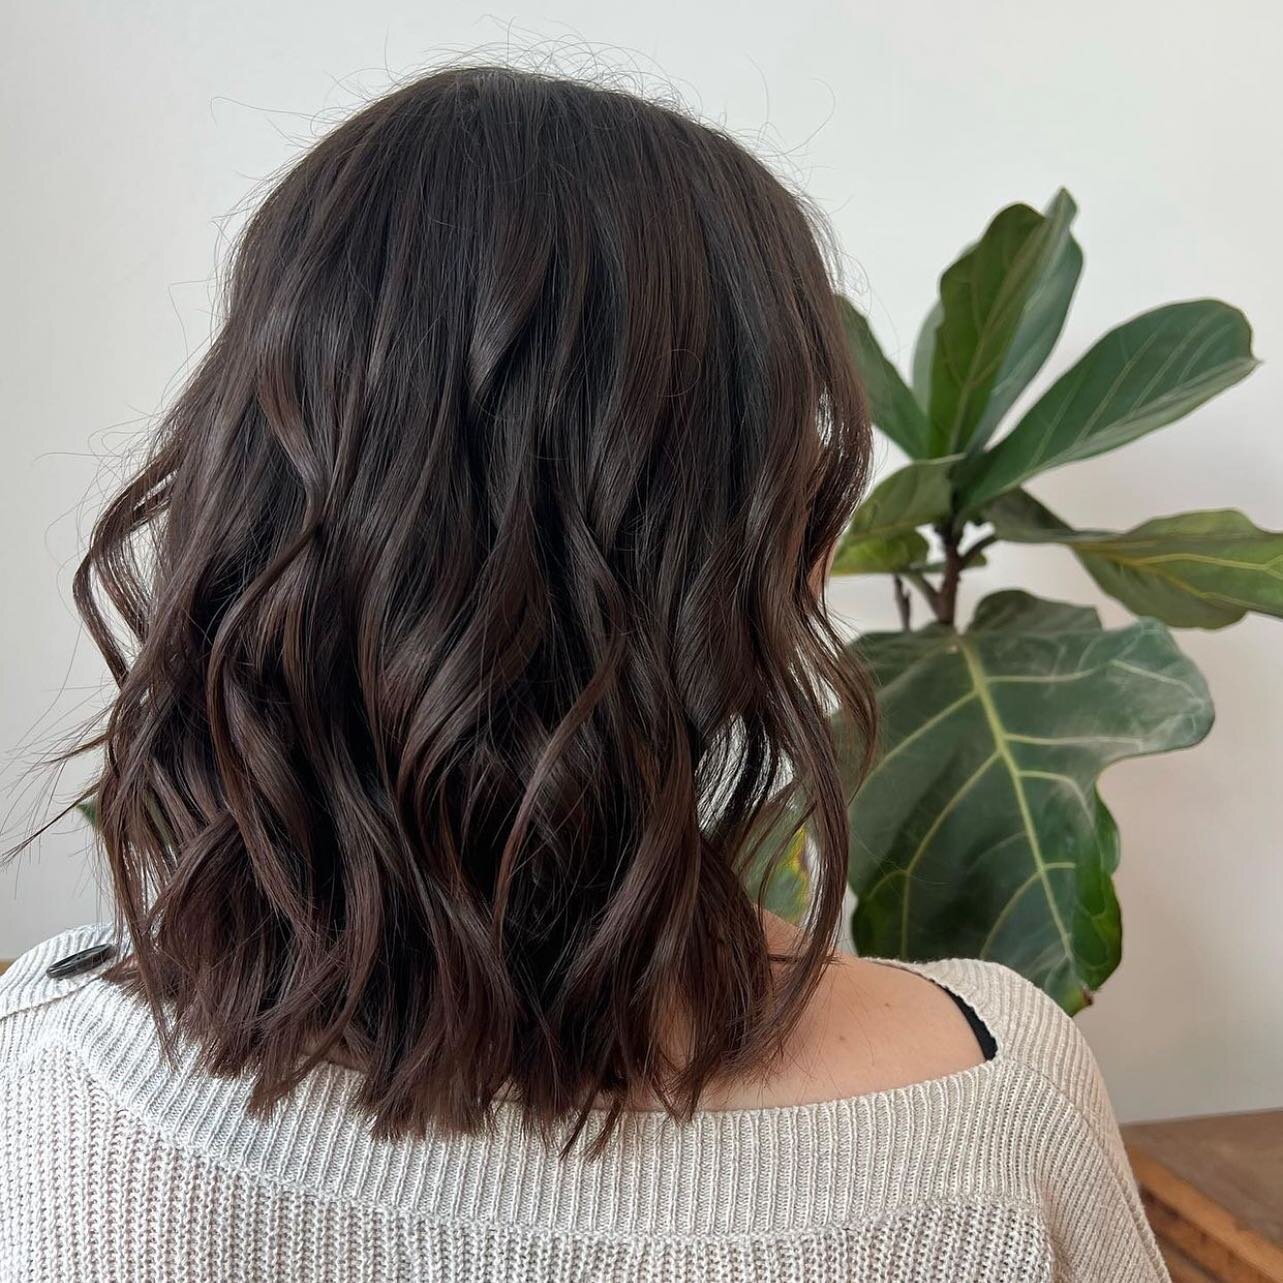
[48,64,875,1151]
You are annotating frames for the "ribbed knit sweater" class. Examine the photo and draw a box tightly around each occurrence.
[0,924,1169,1282]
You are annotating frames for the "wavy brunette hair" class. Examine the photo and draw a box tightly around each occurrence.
[57,65,875,1147]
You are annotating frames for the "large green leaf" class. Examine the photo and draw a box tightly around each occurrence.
[911,301,943,412]
[838,298,935,458]
[848,590,1212,1011]
[984,487,1074,543]
[968,227,1082,453]
[831,458,955,576]
[831,530,929,575]
[989,490,1283,629]
[1078,513,1283,629]
[845,458,956,539]
[928,190,1078,454]
[960,301,1258,511]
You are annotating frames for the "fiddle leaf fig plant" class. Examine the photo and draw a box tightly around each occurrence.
[832,189,1278,1012]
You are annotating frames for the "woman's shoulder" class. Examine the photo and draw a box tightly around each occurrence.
[755,935,1124,1129]
[877,953,1082,1057]
[752,949,995,1109]
[852,950,1146,1197]
[753,914,1100,1114]
[887,953,1115,1108]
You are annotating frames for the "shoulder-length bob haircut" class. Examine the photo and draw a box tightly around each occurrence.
[64,65,876,1148]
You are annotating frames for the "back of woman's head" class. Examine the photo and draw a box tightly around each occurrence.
[69,64,875,1146]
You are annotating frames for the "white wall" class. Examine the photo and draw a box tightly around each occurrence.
[2,0,1279,1122]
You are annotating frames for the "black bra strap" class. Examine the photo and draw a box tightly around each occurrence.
[946,988,998,1060]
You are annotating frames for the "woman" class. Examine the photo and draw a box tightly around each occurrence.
[1,66,1168,1281]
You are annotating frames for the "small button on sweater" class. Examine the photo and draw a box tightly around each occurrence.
[0,924,1169,1282]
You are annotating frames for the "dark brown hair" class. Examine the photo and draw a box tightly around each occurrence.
[51,65,875,1147]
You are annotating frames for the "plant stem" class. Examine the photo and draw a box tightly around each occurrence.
[934,524,965,627]
[904,571,941,615]
[892,575,912,630]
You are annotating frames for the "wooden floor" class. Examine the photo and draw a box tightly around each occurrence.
[1123,1111,1283,1282]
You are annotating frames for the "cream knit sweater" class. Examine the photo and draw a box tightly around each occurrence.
[0,924,1168,1282]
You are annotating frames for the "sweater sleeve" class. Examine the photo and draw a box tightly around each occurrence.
[922,958,1172,1283]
